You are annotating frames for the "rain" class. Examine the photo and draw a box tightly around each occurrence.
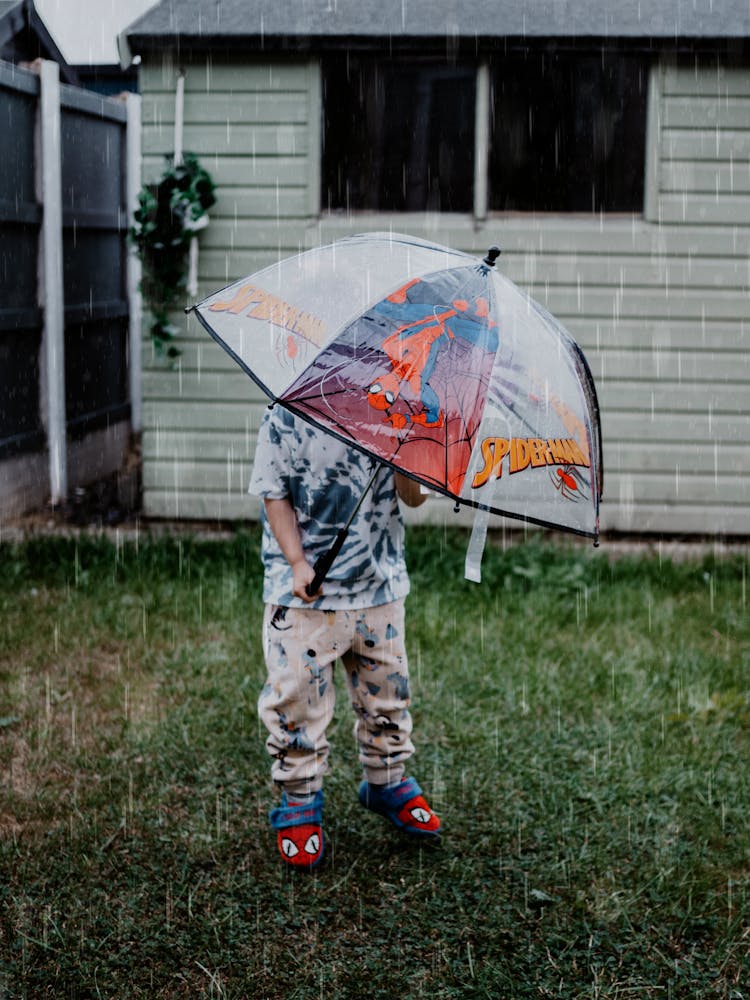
[0,0,749,996]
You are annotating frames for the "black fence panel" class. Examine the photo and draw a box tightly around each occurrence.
[0,327,45,455]
[0,60,130,464]
[0,63,43,460]
[60,84,129,443]
[0,73,36,204]
[65,318,129,437]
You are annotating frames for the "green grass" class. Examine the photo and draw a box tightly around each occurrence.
[0,529,748,999]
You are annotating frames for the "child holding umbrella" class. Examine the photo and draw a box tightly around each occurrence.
[249,404,441,870]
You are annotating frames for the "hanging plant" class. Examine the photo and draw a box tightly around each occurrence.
[130,153,216,358]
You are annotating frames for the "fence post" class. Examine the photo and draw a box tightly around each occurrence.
[125,91,142,435]
[38,59,67,504]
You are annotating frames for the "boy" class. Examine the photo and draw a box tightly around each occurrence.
[249,405,441,870]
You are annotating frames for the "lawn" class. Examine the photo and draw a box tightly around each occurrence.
[0,529,748,999]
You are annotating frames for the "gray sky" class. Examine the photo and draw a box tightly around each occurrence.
[35,0,155,64]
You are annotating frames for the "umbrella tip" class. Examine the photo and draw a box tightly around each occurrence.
[483,246,501,267]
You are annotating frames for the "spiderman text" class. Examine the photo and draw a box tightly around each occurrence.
[472,437,589,490]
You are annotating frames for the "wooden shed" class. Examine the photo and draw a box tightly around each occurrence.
[123,0,750,536]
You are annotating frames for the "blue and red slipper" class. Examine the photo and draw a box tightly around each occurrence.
[269,790,325,870]
[358,777,441,837]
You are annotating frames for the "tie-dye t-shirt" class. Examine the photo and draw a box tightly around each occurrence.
[248,407,410,610]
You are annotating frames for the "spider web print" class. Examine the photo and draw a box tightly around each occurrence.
[279,269,498,497]
[388,333,491,494]
[279,337,492,495]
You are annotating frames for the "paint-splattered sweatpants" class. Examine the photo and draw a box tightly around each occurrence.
[258,599,415,796]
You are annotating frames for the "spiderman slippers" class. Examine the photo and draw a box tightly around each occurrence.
[358,777,441,838]
[269,790,325,870]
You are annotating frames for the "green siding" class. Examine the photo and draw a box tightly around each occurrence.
[139,55,314,523]
[139,53,750,536]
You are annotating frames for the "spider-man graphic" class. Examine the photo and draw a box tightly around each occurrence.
[367,278,498,430]
[280,268,501,495]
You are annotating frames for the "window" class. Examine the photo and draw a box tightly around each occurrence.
[489,49,649,213]
[322,55,476,213]
[321,48,649,217]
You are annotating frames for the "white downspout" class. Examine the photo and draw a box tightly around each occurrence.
[126,91,143,434]
[473,60,490,223]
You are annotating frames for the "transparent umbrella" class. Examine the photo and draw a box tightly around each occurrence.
[190,231,603,585]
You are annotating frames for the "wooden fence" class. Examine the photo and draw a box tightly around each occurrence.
[0,57,141,519]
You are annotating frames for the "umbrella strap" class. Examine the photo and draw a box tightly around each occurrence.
[464,506,491,583]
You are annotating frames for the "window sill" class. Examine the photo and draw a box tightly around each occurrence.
[310,212,655,249]
[314,210,647,225]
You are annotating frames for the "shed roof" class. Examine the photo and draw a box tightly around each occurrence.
[125,0,750,47]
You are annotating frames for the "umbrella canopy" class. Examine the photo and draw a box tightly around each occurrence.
[193,231,603,541]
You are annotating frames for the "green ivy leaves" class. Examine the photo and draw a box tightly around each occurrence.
[130,154,216,358]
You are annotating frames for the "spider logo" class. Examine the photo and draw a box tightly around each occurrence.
[550,465,587,502]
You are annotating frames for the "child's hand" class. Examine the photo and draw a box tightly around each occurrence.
[263,499,321,602]
[291,559,320,602]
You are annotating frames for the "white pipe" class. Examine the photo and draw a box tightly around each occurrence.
[125,92,143,434]
[174,70,185,166]
[39,60,67,504]
[473,61,490,222]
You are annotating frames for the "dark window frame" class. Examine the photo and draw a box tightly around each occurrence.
[487,45,652,214]
[319,42,652,219]
[321,52,477,213]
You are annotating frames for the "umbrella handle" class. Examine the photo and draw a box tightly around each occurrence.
[305,527,349,597]
[304,461,381,597]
